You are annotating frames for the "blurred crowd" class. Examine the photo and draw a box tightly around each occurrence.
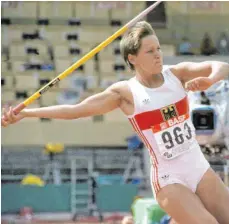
[178,31,229,56]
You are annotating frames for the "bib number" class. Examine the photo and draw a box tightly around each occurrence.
[162,122,192,149]
[152,118,195,160]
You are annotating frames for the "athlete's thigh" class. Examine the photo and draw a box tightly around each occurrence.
[196,167,229,224]
[156,183,218,224]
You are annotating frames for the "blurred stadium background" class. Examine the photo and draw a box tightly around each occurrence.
[1,1,229,224]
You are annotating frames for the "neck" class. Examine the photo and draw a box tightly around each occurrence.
[135,71,163,88]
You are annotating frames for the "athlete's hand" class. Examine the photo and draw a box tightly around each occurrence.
[185,77,214,92]
[1,106,26,127]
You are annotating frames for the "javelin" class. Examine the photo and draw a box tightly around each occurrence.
[12,1,161,115]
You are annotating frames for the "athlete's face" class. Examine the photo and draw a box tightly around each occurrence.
[128,35,163,75]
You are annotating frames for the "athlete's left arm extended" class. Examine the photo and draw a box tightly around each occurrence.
[171,61,229,91]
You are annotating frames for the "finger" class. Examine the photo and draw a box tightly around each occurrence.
[10,107,17,120]
[194,80,200,89]
[5,106,13,123]
[185,81,194,91]
[185,82,190,90]
[1,118,8,127]
[9,107,16,122]
[188,81,199,91]
[3,107,9,121]
[191,81,199,91]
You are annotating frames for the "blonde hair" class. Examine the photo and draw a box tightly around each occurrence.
[120,21,156,71]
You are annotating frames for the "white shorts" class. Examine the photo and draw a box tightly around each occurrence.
[150,147,210,199]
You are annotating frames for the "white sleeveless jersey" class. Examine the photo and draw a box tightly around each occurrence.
[127,66,199,166]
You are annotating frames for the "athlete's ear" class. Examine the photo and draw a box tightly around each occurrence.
[128,54,136,66]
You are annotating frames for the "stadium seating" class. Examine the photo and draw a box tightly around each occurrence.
[75,1,109,20]
[2,90,15,104]
[1,76,13,90]
[39,1,73,19]
[2,2,38,19]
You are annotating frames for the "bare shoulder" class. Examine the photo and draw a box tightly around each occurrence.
[108,80,134,104]
[169,61,213,83]
[108,81,129,94]
[108,80,134,115]
[169,62,190,79]
[170,61,207,73]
